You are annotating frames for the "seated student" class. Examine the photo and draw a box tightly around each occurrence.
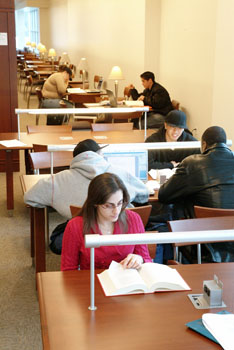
[41,66,73,124]
[145,110,199,170]
[127,71,173,129]
[24,139,149,219]
[158,126,234,262]
[61,173,152,270]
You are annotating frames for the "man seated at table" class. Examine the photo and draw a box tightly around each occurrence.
[24,139,149,220]
[127,71,173,129]
[158,126,234,262]
[145,110,199,170]
[41,66,73,125]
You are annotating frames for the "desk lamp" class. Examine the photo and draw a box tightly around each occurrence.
[31,42,36,54]
[78,57,88,89]
[40,45,47,61]
[37,43,43,53]
[48,48,57,69]
[60,52,71,66]
[108,66,124,100]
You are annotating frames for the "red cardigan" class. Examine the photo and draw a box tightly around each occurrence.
[61,210,152,271]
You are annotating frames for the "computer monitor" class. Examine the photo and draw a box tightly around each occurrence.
[103,149,148,181]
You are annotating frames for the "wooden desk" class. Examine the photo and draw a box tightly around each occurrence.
[68,92,101,106]
[34,70,55,78]
[37,263,234,350]
[1,130,154,212]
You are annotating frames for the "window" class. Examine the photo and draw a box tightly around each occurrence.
[15,7,40,50]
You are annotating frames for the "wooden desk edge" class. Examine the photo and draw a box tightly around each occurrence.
[37,273,51,349]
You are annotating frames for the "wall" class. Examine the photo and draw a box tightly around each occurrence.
[159,0,218,137]
[212,0,234,144]
[48,0,146,92]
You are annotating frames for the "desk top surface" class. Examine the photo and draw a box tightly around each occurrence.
[37,263,234,350]
[0,130,154,149]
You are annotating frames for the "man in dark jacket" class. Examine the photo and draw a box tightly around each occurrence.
[158,126,234,262]
[145,110,199,170]
[128,71,173,128]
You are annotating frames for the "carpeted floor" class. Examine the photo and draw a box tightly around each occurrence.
[0,87,63,349]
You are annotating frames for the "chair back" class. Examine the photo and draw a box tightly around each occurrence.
[94,75,100,88]
[194,205,234,218]
[124,87,131,99]
[35,87,43,107]
[127,205,152,227]
[27,125,72,133]
[91,122,133,132]
[29,151,73,174]
[171,99,180,110]
[70,205,82,217]
[168,216,234,263]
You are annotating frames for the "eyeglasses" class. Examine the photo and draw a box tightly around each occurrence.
[100,200,124,210]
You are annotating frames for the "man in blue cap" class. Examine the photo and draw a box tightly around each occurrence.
[145,110,199,170]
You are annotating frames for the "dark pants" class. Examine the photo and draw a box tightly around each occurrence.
[133,112,165,129]
[41,98,73,125]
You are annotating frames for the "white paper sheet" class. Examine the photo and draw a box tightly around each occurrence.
[202,313,234,350]
[0,139,27,147]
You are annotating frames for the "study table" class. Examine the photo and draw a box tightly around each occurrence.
[37,263,234,350]
[20,174,158,277]
[1,129,154,212]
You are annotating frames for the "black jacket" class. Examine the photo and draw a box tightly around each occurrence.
[130,82,173,115]
[158,143,234,263]
[145,126,199,170]
[159,143,234,212]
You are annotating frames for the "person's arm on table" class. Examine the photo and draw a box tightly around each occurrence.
[24,176,54,208]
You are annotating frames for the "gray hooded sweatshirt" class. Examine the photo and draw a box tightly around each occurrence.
[24,151,149,219]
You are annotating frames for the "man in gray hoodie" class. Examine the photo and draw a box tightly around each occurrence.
[24,139,149,219]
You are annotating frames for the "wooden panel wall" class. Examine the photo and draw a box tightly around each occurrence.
[0,0,19,171]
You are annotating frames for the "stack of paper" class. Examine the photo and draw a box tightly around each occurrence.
[123,100,144,107]
[202,313,234,350]
[0,139,27,147]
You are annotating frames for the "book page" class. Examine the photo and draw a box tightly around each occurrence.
[138,263,190,291]
[108,261,147,292]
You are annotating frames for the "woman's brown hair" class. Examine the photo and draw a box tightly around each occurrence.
[79,173,130,235]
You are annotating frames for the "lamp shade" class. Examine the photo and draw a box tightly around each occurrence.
[60,52,71,64]
[31,42,36,48]
[77,57,88,71]
[40,45,47,53]
[37,42,43,51]
[48,48,56,57]
[108,66,124,80]
[25,41,31,46]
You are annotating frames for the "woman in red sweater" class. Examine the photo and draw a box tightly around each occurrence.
[61,173,152,271]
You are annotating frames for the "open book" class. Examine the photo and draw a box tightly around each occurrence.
[97,261,190,296]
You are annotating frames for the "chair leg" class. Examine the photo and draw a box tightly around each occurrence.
[138,117,142,130]
[36,115,40,125]
[27,86,32,108]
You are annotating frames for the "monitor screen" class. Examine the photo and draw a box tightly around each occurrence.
[103,149,148,181]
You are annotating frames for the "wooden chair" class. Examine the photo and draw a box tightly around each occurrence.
[29,151,73,174]
[171,99,180,110]
[168,216,234,264]
[194,205,234,218]
[27,125,72,133]
[94,75,101,88]
[35,87,44,125]
[91,122,133,132]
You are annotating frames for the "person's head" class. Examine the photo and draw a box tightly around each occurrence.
[73,139,104,157]
[81,173,130,235]
[164,110,187,142]
[140,71,155,89]
[61,66,72,80]
[201,126,227,152]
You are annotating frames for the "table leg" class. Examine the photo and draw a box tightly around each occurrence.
[34,207,46,274]
[5,150,14,212]
[30,206,35,259]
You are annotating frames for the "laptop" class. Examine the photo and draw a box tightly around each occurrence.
[105,89,117,107]
[103,149,148,181]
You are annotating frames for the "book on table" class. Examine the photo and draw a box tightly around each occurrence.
[97,261,191,296]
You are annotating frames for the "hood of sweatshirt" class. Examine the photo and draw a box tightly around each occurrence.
[70,151,111,180]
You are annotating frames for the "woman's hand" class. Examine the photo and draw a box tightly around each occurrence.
[120,254,144,270]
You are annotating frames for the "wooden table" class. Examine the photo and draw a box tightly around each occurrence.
[34,70,55,78]
[20,172,158,277]
[1,130,154,212]
[37,263,234,350]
